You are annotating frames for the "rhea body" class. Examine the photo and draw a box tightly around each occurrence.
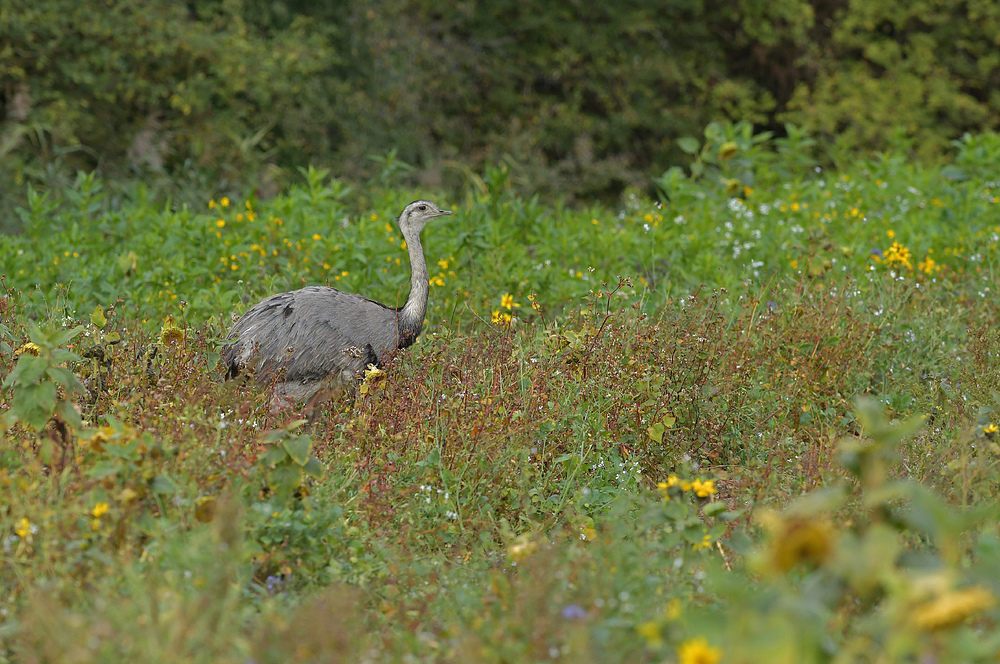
[222,200,452,404]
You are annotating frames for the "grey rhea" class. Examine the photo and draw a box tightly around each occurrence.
[222,200,452,405]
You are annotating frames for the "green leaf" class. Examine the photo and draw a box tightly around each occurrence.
[60,399,82,429]
[258,446,288,467]
[50,325,85,348]
[151,474,177,496]
[87,461,120,481]
[648,422,665,443]
[283,435,313,466]
[262,429,286,444]
[284,419,309,432]
[677,137,700,155]
[4,355,48,388]
[940,166,968,181]
[12,382,57,430]
[46,367,85,395]
[50,348,82,364]
[269,464,303,499]
[302,455,324,479]
[91,305,107,329]
[702,501,729,517]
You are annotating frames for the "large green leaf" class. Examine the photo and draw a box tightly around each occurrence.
[4,355,48,388]
[268,464,303,499]
[677,136,700,155]
[302,455,324,479]
[11,382,57,430]
[151,474,178,496]
[283,435,313,466]
[258,446,289,468]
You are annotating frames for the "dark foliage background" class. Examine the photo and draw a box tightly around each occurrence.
[2,0,999,212]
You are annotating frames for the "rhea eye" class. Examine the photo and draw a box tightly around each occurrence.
[418,205,427,211]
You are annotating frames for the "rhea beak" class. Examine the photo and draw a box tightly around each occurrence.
[437,209,454,217]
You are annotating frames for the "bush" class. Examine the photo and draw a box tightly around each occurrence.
[4,0,1000,211]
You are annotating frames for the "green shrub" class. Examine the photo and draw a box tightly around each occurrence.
[4,0,999,209]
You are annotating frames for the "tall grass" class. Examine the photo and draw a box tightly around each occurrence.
[3,130,1000,662]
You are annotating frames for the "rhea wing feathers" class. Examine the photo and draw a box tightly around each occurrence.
[223,285,409,383]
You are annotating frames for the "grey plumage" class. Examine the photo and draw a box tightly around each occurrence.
[222,200,452,404]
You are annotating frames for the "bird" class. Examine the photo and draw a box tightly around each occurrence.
[222,200,453,407]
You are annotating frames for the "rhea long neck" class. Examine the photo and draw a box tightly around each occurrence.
[397,228,428,340]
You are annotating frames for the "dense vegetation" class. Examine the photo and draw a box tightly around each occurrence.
[3,0,1000,213]
[3,130,1000,661]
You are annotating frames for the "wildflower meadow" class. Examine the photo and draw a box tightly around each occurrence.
[3,124,1000,662]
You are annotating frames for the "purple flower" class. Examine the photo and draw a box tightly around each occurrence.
[561,604,587,620]
[265,575,284,593]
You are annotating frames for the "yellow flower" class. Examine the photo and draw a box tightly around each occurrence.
[761,512,835,572]
[677,637,722,664]
[312,233,322,240]
[438,259,449,270]
[360,364,386,396]
[491,310,511,325]
[117,487,140,505]
[636,621,662,647]
[14,342,41,358]
[216,219,226,228]
[887,229,895,239]
[501,292,514,310]
[918,256,938,275]
[159,316,184,346]
[15,517,31,539]
[883,242,913,269]
[508,534,537,561]
[208,199,216,209]
[92,502,110,518]
[220,197,230,207]
[85,427,112,452]
[984,423,998,434]
[691,478,716,498]
[717,141,738,160]
[911,586,995,631]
